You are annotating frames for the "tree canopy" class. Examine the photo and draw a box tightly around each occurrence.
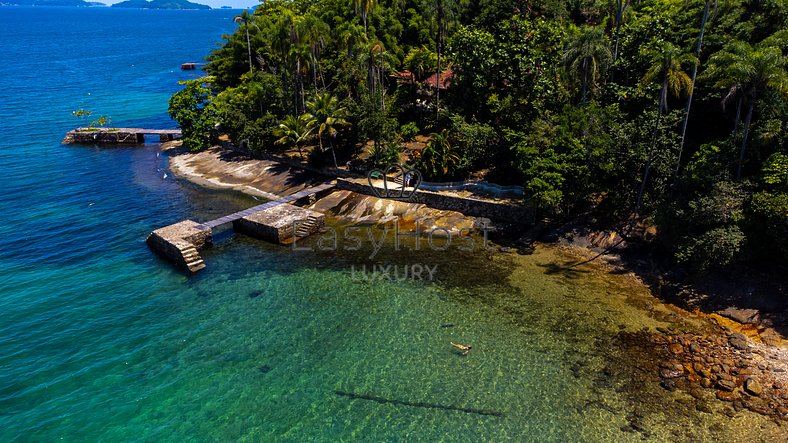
[170,0,788,274]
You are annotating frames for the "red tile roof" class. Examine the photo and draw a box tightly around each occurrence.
[423,69,453,90]
[392,69,454,89]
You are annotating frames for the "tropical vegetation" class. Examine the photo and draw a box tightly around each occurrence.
[168,0,788,275]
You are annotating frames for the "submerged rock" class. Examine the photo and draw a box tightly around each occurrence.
[744,378,763,396]
[716,379,736,392]
[729,333,749,350]
[696,401,713,414]
[660,368,686,379]
[715,390,737,401]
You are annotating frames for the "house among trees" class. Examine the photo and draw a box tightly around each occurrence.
[393,69,454,111]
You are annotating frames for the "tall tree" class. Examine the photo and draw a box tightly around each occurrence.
[233,11,255,75]
[706,41,788,179]
[354,0,375,37]
[635,43,694,216]
[271,13,298,115]
[675,0,713,176]
[299,15,330,97]
[425,0,457,116]
[611,0,629,65]
[562,26,612,107]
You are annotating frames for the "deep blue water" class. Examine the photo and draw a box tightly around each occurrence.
[0,6,768,442]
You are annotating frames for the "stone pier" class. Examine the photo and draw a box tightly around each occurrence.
[233,204,325,244]
[63,128,182,145]
[147,182,335,273]
[146,220,212,273]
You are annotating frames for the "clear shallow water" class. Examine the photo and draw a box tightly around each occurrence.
[0,6,778,442]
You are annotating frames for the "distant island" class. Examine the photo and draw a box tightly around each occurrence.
[0,0,105,6]
[111,0,209,9]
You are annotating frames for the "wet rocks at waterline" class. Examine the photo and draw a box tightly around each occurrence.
[651,330,788,421]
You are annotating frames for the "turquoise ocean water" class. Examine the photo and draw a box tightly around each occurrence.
[0,6,777,442]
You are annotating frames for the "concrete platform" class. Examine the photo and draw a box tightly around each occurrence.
[146,220,211,272]
[233,204,325,244]
[147,182,333,273]
[63,127,182,144]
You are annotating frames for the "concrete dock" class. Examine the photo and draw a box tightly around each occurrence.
[63,128,182,144]
[147,182,335,273]
[233,205,325,244]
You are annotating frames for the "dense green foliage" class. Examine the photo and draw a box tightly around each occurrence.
[170,0,788,274]
[168,79,218,151]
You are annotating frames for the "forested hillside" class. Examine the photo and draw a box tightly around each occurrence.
[169,0,788,274]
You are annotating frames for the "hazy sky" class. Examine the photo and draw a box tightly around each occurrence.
[105,0,258,8]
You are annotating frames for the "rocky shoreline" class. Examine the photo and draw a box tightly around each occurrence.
[653,326,788,422]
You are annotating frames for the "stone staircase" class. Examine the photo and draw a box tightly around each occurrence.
[179,244,206,273]
[295,215,322,237]
[280,215,324,245]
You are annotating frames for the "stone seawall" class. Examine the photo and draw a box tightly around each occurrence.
[336,178,534,223]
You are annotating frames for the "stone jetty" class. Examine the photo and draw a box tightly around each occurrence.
[147,182,335,273]
[63,128,182,145]
[146,220,211,273]
[233,205,325,244]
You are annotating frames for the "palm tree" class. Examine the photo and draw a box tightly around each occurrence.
[424,0,457,116]
[337,21,367,60]
[307,92,349,168]
[274,114,315,159]
[272,13,297,114]
[354,0,375,37]
[562,26,613,107]
[634,43,694,216]
[706,40,788,179]
[611,0,630,64]
[435,0,444,115]
[359,41,396,112]
[362,41,384,97]
[233,11,254,75]
[676,0,714,176]
[298,15,330,96]
[291,41,312,114]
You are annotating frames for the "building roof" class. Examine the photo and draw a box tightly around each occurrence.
[423,69,453,90]
[392,69,454,89]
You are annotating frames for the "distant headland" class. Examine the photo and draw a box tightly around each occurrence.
[0,0,212,7]
[1,0,106,6]
[111,0,210,9]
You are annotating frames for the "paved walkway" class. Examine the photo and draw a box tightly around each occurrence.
[201,182,335,229]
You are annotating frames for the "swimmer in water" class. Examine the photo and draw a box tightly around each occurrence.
[450,342,472,355]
